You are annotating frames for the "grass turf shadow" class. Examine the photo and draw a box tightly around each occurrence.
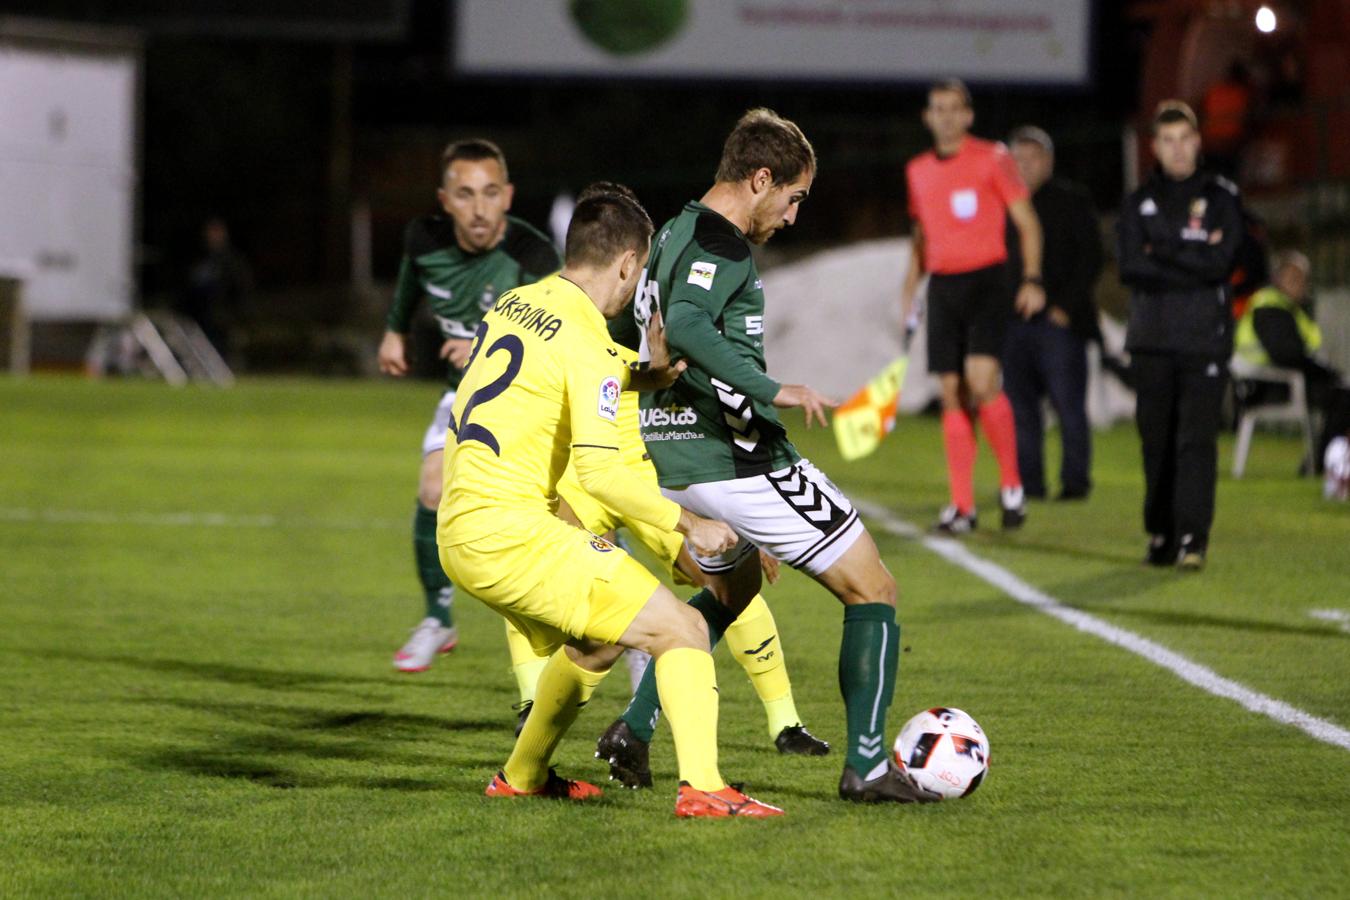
[39,650,452,693]
[131,747,451,792]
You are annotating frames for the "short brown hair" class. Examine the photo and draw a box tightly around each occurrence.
[576,181,641,206]
[929,78,972,108]
[440,138,509,182]
[1152,100,1198,134]
[565,182,653,268]
[714,108,816,186]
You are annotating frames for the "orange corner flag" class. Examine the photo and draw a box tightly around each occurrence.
[832,357,909,461]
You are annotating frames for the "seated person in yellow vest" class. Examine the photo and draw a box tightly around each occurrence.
[1235,250,1350,473]
[439,183,783,817]
[500,340,830,763]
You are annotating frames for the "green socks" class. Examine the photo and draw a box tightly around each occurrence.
[839,603,899,778]
[620,589,737,742]
[413,503,454,627]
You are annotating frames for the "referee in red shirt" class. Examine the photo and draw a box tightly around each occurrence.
[900,79,1046,533]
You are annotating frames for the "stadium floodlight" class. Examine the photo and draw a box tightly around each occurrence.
[1256,5,1277,33]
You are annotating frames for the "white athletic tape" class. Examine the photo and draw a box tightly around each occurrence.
[0,507,404,532]
[853,500,1350,754]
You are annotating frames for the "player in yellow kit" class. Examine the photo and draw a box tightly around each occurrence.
[438,185,782,817]
[502,338,830,771]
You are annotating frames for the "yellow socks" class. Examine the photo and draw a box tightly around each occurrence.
[503,647,607,791]
[724,593,802,738]
[654,647,724,792]
[505,619,550,704]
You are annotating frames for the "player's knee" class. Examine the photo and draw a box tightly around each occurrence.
[656,602,710,655]
[843,563,896,608]
[873,567,897,607]
[971,382,999,405]
[565,641,622,674]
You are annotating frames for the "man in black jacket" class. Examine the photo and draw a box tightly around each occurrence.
[1118,101,1243,570]
[1004,126,1103,500]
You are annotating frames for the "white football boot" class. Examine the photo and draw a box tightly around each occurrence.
[393,617,458,672]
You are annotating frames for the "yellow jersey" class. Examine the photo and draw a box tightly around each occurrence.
[438,274,678,546]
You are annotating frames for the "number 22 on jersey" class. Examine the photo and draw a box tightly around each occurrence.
[449,320,523,456]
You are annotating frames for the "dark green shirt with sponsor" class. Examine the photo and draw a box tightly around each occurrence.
[624,201,798,486]
[386,214,559,388]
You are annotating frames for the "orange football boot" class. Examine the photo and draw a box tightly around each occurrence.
[485,769,602,801]
[674,782,784,818]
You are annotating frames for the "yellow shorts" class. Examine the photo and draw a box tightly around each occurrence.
[440,515,660,655]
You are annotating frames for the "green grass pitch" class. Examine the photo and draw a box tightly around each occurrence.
[1,375,1347,897]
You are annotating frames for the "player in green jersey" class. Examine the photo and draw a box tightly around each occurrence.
[597,109,941,803]
[379,139,560,672]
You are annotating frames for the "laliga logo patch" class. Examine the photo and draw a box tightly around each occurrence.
[687,260,717,291]
[589,534,615,553]
[597,375,621,421]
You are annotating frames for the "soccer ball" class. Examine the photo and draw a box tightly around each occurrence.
[893,707,990,800]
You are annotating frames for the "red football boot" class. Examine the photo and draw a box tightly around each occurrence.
[485,769,602,801]
[674,782,784,818]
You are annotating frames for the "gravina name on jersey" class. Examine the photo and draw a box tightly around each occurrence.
[492,294,563,341]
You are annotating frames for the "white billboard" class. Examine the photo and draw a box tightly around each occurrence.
[456,0,1091,85]
[0,36,137,322]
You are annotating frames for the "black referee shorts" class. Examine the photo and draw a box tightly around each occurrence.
[926,262,1015,374]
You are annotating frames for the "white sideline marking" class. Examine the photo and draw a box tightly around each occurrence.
[1308,609,1350,634]
[853,499,1350,753]
[0,507,404,532]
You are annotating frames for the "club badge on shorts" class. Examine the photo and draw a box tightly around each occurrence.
[589,534,615,552]
[597,375,621,421]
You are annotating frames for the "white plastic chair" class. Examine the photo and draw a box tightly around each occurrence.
[1230,357,1315,477]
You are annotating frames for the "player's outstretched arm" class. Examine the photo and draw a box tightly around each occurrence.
[772,383,838,429]
[573,443,682,533]
[666,300,781,406]
[378,330,409,376]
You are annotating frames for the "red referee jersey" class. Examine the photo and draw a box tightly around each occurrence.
[906,136,1028,275]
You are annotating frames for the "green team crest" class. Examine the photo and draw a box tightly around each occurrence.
[569,0,688,55]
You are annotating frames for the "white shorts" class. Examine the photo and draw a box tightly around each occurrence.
[421,391,457,457]
[661,458,864,577]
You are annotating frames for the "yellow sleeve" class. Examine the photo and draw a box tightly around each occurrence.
[572,445,681,534]
[566,340,680,534]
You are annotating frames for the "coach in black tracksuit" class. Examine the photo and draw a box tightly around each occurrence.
[1118,102,1242,570]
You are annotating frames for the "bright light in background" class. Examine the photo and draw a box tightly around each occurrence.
[1256,5,1277,33]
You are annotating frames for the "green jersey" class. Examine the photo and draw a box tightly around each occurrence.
[629,201,798,486]
[386,214,559,388]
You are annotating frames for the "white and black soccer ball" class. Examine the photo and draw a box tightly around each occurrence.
[893,707,990,800]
